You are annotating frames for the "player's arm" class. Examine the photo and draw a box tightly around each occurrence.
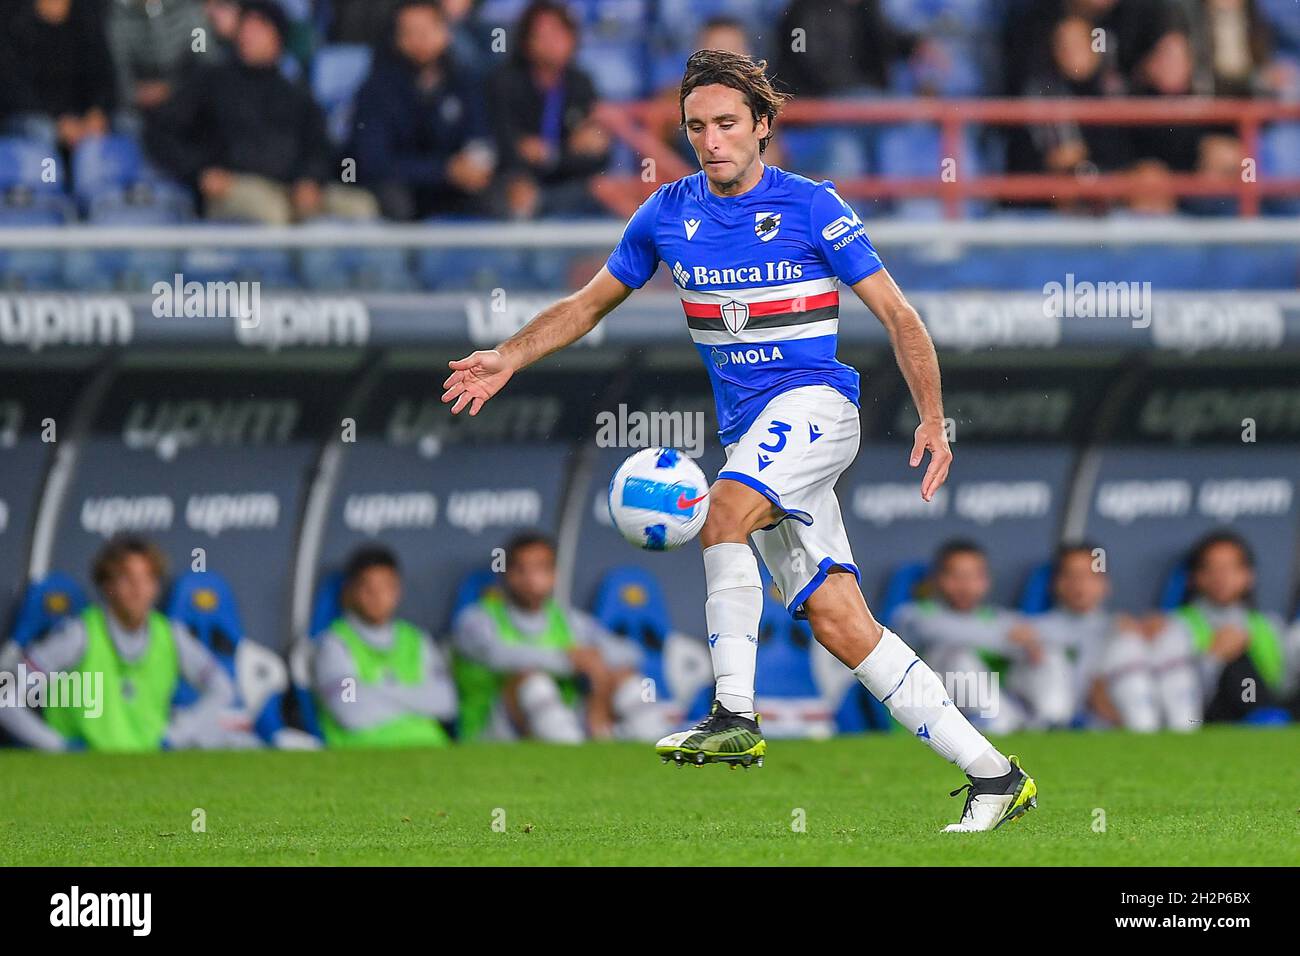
[850,269,952,501]
[442,266,633,416]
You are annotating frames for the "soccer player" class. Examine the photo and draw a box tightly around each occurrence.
[312,546,458,748]
[442,50,1036,830]
[452,532,664,742]
[892,540,1036,733]
[0,534,245,752]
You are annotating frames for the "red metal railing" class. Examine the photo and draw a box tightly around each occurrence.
[594,97,1300,218]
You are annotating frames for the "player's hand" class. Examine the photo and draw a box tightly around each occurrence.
[442,349,515,416]
[910,418,952,502]
[1009,622,1044,666]
[567,646,606,678]
[1209,625,1249,662]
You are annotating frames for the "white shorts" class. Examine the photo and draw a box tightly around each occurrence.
[717,385,861,619]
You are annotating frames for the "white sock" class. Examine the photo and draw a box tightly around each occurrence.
[853,628,1010,778]
[703,542,762,716]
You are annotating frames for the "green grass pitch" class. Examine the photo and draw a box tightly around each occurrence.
[2,726,1297,866]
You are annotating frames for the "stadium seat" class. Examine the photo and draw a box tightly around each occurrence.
[308,570,345,640]
[577,40,647,100]
[1158,564,1189,612]
[449,567,502,625]
[0,137,64,196]
[166,571,292,744]
[1019,561,1055,615]
[8,573,88,649]
[311,44,373,143]
[879,561,930,630]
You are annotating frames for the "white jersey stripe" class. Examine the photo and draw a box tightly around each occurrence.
[689,318,840,346]
[677,275,838,305]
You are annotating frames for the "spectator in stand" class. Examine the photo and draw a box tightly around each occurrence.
[774,0,921,97]
[107,0,206,129]
[326,0,403,45]
[0,0,115,148]
[1185,0,1278,96]
[349,0,494,220]
[200,0,241,60]
[1014,14,1131,200]
[488,0,610,219]
[145,0,378,224]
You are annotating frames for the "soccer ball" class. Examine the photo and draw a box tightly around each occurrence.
[607,447,710,551]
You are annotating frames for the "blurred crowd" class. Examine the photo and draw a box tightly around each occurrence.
[2,526,1297,753]
[0,0,1297,225]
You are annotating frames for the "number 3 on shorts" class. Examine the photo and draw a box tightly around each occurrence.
[758,420,791,454]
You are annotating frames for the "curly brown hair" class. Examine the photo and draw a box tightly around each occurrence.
[679,49,789,154]
[92,534,168,591]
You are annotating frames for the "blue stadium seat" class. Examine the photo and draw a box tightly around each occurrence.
[311,44,373,143]
[1019,561,1055,615]
[9,573,88,649]
[1158,564,1189,612]
[577,40,647,100]
[308,570,345,640]
[166,571,288,742]
[879,561,930,629]
[449,567,502,625]
[754,581,819,699]
[0,138,64,196]
[592,566,672,690]
[72,135,143,201]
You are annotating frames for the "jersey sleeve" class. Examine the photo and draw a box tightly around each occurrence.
[810,181,883,286]
[604,187,663,290]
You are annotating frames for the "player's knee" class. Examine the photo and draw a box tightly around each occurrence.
[701,481,774,544]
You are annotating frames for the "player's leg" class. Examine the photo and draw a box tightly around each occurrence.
[654,477,773,766]
[502,672,585,744]
[800,574,1037,832]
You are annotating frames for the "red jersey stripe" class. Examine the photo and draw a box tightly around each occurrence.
[680,289,840,319]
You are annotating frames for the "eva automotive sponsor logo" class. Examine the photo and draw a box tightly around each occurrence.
[0,295,133,351]
[1095,477,1293,524]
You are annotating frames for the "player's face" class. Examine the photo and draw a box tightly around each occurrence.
[103,554,161,629]
[347,566,402,626]
[1053,551,1108,613]
[683,84,768,192]
[935,552,990,612]
[1193,542,1254,606]
[504,544,556,611]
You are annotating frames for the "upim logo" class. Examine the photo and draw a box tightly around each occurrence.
[50,886,151,936]
[1042,273,1152,328]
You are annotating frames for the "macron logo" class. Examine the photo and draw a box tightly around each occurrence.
[683,218,701,240]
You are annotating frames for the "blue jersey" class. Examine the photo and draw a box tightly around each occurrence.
[605,164,883,444]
